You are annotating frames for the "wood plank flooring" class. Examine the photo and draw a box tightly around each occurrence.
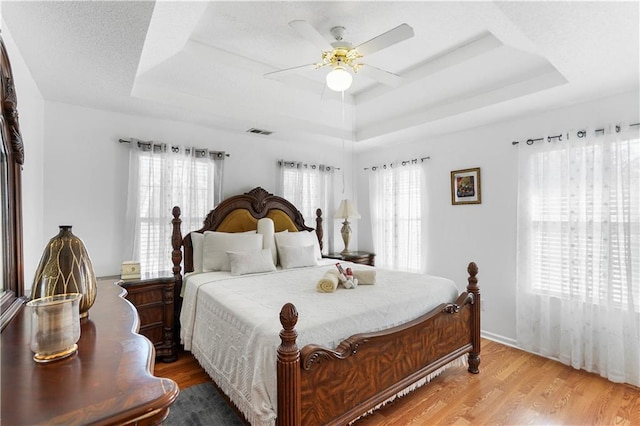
[155,339,640,425]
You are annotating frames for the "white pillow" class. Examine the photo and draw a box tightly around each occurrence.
[274,231,322,261]
[306,230,322,260]
[190,232,204,273]
[278,245,317,269]
[257,218,277,264]
[227,249,277,276]
[202,231,263,271]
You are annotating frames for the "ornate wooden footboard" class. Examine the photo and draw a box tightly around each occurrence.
[277,262,480,426]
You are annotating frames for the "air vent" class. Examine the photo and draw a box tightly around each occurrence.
[246,128,273,136]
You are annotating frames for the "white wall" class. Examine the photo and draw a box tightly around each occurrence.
[355,89,640,343]
[41,101,351,277]
[3,24,45,294]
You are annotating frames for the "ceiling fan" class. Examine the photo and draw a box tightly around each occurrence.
[265,20,414,92]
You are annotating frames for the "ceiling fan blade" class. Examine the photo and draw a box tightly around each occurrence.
[358,64,403,88]
[289,20,333,51]
[264,63,317,79]
[355,23,414,56]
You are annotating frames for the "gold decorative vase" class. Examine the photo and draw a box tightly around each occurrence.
[31,226,97,319]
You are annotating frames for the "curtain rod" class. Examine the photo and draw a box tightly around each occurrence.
[118,138,230,157]
[277,159,340,171]
[511,122,640,146]
[364,156,430,171]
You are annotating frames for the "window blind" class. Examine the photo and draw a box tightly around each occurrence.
[527,138,640,311]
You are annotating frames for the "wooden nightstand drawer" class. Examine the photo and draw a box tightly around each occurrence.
[139,323,165,345]
[136,303,164,325]
[126,288,164,307]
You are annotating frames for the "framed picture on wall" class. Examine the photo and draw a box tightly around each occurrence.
[451,167,481,205]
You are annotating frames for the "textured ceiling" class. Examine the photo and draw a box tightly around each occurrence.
[3,1,639,148]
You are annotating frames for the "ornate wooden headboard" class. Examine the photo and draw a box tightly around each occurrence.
[171,187,324,283]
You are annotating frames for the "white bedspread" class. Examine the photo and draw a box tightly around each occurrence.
[180,263,459,426]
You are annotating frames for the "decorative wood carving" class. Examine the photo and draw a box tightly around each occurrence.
[171,187,324,276]
[0,34,25,328]
[1,38,23,166]
[276,303,301,426]
[277,262,481,426]
[315,208,323,252]
[466,261,481,374]
[170,206,183,287]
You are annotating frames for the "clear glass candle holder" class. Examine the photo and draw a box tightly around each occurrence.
[27,293,83,363]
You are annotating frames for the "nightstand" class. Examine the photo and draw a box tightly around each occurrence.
[323,251,376,266]
[99,274,178,362]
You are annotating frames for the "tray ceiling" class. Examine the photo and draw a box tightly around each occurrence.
[3,1,638,147]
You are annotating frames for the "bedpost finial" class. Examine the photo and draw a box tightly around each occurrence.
[467,262,479,293]
[280,303,298,330]
[172,206,181,218]
[467,262,478,277]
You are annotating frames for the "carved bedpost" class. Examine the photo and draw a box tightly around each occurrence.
[171,206,183,289]
[315,208,323,252]
[466,262,480,374]
[277,303,301,426]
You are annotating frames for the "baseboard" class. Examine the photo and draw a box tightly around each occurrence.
[480,330,518,349]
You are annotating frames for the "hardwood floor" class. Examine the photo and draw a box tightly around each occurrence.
[155,339,640,425]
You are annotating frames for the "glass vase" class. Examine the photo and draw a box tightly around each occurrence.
[27,293,82,363]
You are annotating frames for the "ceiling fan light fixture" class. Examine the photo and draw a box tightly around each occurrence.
[326,66,352,92]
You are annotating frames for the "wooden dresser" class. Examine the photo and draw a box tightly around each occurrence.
[0,280,179,425]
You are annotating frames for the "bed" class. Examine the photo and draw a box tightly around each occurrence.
[171,187,480,426]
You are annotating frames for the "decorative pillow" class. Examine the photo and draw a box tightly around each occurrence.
[306,230,322,260]
[257,218,278,264]
[274,231,322,262]
[190,232,204,273]
[202,231,263,271]
[227,248,277,276]
[278,245,317,269]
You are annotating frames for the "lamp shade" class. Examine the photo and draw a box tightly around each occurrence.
[326,67,353,92]
[334,199,361,219]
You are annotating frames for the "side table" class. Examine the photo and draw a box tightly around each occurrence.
[323,251,376,266]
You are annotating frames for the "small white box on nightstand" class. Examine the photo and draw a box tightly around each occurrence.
[121,260,141,281]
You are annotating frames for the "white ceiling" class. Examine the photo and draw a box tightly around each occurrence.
[3,1,639,148]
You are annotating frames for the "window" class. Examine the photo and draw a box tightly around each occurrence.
[516,129,639,386]
[525,138,640,310]
[369,163,424,272]
[279,161,334,249]
[126,144,224,273]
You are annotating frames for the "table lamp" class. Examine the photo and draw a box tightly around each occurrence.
[334,199,361,254]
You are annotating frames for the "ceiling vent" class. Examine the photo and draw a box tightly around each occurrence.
[246,128,273,136]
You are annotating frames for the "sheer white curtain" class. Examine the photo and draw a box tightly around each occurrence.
[125,142,225,273]
[516,127,640,386]
[278,161,334,250]
[369,162,425,272]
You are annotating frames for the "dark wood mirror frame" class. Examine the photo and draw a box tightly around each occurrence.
[0,33,26,330]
